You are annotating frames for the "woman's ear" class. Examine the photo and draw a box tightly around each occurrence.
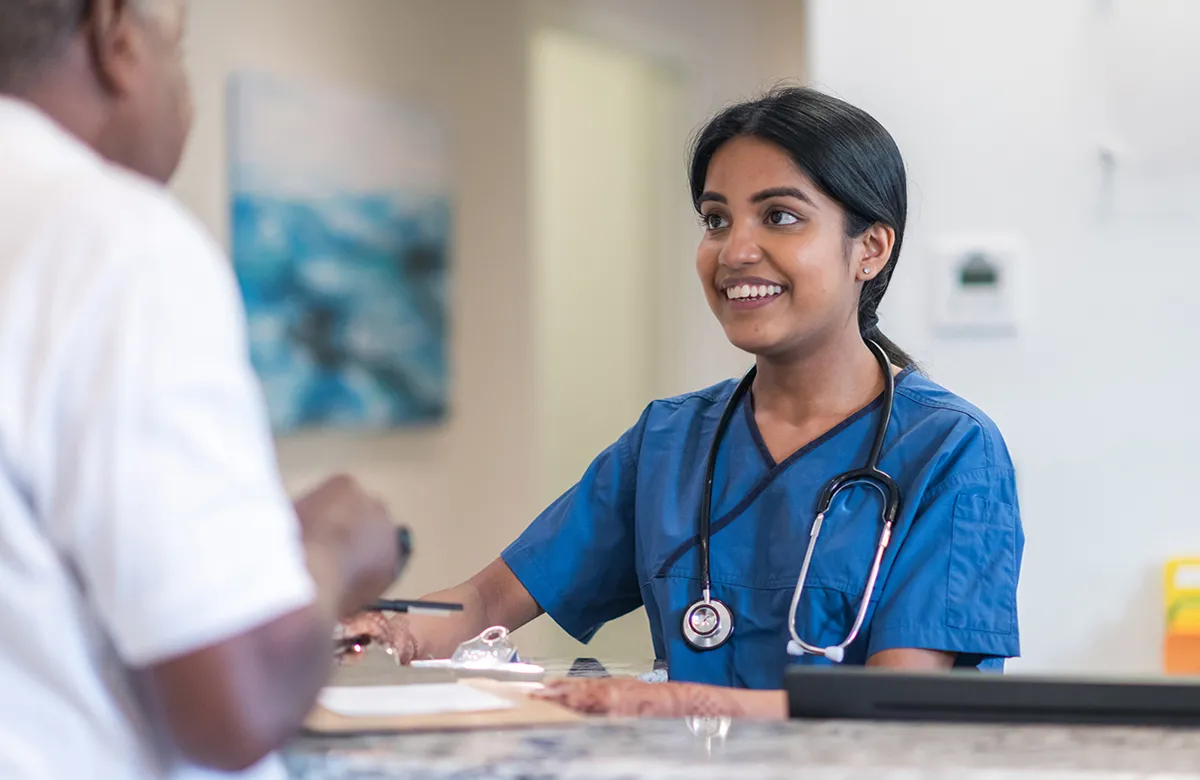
[856,223,896,282]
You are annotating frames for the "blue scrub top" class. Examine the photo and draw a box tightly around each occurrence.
[502,367,1023,689]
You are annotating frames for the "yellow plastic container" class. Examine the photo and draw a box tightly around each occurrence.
[1164,558,1200,675]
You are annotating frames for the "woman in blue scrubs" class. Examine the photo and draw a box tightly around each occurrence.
[344,86,1023,719]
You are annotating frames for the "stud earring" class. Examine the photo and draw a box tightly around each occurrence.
[862,268,872,275]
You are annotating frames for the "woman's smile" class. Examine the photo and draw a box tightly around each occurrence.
[721,276,787,311]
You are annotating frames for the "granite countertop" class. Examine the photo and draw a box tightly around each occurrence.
[283,655,1200,779]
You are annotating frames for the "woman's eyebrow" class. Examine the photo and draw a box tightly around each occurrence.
[750,187,815,206]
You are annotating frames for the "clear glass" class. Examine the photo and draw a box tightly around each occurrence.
[450,625,520,666]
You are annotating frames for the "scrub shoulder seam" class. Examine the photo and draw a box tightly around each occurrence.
[895,387,1003,465]
[894,386,996,433]
[651,375,743,409]
[653,388,733,408]
[919,466,1017,507]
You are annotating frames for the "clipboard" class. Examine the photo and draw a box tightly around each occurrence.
[303,678,581,734]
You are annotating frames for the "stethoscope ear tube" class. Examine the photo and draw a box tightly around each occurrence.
[683,340,902,657]
[695,367,758,597]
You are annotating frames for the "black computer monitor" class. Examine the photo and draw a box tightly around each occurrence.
[784,666,1200,726]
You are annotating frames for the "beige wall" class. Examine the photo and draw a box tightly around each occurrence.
[172,0,538,605]
[170,0,807,662]
[531,29,666,511]
[532,0,809,395]
[529,29,679,660]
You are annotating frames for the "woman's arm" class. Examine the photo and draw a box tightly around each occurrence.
[341,557,542,662]
[867,648,955,670]
[534,648,953,720]
[534,678,787,720]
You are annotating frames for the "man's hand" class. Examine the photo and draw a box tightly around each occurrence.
[140,475,402,772]
[293,475,399,617]
[336,612,419,664]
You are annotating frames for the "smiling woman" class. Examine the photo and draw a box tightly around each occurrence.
[342,86,1025,719]
[689,90,912,372]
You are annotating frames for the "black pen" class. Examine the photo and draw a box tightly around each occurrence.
[367,598,464,616]
[334,600,463,655]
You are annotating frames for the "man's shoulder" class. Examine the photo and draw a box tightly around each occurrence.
[0,120,218,280]
[62,160,215,263]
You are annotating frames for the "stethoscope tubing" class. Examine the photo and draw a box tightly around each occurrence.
[687,339,901,659]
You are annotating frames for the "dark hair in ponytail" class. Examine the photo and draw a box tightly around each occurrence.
[688,85,915,369]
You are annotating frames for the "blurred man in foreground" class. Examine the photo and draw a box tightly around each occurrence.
[0,1,399,777]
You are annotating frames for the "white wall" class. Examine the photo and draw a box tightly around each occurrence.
[808,0,1200,673]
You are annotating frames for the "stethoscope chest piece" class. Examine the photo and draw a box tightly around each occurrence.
[682,597,734,650]
[681,339,900,658]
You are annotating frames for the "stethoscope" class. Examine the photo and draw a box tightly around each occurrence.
[681,339,901,662]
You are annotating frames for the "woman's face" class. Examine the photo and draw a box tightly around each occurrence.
[695,136,886,360]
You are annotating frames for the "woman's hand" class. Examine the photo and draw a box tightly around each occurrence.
[532,678,751,719]
[335,612,418,664]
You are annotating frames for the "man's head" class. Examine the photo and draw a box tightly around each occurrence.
[0,0,193,183]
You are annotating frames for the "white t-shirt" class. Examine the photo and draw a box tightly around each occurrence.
[0,97,317,779]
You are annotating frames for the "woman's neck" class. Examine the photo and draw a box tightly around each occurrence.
[752,328,885,428]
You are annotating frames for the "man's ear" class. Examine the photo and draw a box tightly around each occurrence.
[84,0,141,97]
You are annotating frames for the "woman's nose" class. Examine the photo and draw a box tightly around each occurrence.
[719,222,763,268]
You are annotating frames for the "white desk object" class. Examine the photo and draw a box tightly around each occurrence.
[318,682,515,718]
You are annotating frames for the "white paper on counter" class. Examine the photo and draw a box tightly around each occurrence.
[318,683,515,718]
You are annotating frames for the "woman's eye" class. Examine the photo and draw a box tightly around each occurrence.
[702,213,729,230]
[767,210,799,226]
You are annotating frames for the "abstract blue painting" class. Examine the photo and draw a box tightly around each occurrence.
[227,71,450,432]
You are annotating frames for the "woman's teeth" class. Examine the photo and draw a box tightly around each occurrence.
[724,284,783,301]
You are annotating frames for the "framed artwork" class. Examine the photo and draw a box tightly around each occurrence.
[227,71,450,431]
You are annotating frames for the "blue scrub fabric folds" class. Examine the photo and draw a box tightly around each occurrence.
[502,368,1023,689]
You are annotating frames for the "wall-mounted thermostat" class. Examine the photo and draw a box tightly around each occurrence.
[930,235,1025,337]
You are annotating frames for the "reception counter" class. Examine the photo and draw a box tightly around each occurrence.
[283,657,1200,779]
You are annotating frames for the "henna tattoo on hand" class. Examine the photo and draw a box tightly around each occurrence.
[534,679,748,719]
